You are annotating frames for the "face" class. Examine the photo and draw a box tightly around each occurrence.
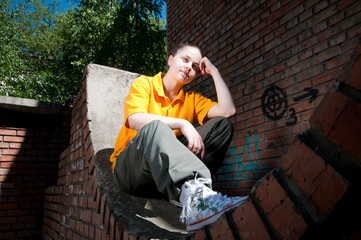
[167,46,202,85]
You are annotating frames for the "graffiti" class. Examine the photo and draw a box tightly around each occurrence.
[286,108,297,126]
[261,85,288,120]
[218,86,319,183]
[294,87,319,103]
[261,85,318,126]
[218,134,269,181]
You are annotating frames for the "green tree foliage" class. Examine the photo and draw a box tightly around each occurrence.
[0,0,24,87]
[0,0,69,103]
[0,0,167,106]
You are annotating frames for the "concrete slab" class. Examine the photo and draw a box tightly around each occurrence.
[95,148,188,238]
[85,64,140,153]
[0,96,64,115]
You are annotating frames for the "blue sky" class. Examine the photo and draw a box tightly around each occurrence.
[54,0,167,20]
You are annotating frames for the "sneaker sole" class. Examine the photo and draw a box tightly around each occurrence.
[169,199,182,207]
[186,196,248,232]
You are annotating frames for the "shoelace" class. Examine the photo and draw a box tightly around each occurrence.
[179,177,213,223]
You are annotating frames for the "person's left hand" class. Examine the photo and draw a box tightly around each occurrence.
[199,57,216,76]
[180,120,205,159]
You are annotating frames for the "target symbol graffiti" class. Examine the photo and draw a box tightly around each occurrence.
[261,85,288,120]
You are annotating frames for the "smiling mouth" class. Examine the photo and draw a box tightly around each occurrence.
[180,70,189,79]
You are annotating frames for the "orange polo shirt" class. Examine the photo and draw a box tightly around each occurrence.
[109,72,217,172]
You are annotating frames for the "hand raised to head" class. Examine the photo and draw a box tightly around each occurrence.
[199,57,217,76]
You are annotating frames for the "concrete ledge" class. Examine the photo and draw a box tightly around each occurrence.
[84,64,140,153]
[94,148,189,238]
[0,96,64,115]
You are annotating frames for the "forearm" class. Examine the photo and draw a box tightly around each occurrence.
[128,112,205,159]
[199,57,236,118]
[128,112,187,131]
[212,69,235,112]
[208,67,236,118]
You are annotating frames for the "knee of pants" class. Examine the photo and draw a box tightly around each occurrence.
[139,120,176,143]
[142,120,161,130]
[211,117,234,137]
[218,117,234,131]
[142,120,169,131]
[143,120,173,132]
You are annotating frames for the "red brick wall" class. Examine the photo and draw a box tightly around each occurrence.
[167,0,361,195]
[42,82,100,239]
[2,1,360,238]
[40,46,361,239]
[0,107,70,239]
[42,79,120,240]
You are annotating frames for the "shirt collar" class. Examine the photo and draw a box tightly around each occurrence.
[154,72,185,102]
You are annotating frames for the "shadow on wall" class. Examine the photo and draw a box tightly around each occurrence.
[0,102,70,239]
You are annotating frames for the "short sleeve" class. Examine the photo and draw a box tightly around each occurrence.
[193,92,217,125]
[123,77,151,127]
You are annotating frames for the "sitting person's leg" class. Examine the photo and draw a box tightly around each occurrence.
[177,117,248,232]
[178,116,234,174]
[114,118,247,232]
[113,120,211,201]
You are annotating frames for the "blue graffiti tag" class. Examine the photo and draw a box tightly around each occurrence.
[218,134,268,180]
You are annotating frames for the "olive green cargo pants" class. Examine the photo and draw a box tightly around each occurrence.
[114,117,233,201]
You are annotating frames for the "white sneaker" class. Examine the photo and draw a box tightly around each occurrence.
[179,177,248,232]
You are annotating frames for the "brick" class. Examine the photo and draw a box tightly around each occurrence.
[103,205,111,235]
[254,170,286,212]
[338,0,358,10]
[3,136,25,143]
[329,33,347,47]
[281,138,325,191]
[19,215,39,223]
[313,68,339,86]
[0,203,18,209]
[0,168,11,176]
[17,229,41,237]
[254,170,308,239]
[109,214,116,240]
[268,196,308,239]
[266,128,289,140]
[281,4,304,25]
[9,142,22,149]
[281,138,349,215]
[92,212,103,226]
[81,209,92,223]
[328,100,361,160]
[313,47,343,65]
[0,231,16,239]
[1,148,22,155]
[7,209,31,217]
[0,142,9,148]
[232,199,270,239]
[208,214,234,240]
[310,164,349,214]
[285,61,311,78]
[0,129,17,136]
[310,90,349,136]
[16,129,27,136]
[245,116,264,128]
[341,42,361,90]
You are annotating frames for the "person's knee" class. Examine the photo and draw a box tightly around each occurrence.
[212,117,234,133]
[219,117,233,130]
[141,120,173,137]
[143,120,168,130]
[144,120,160,128]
